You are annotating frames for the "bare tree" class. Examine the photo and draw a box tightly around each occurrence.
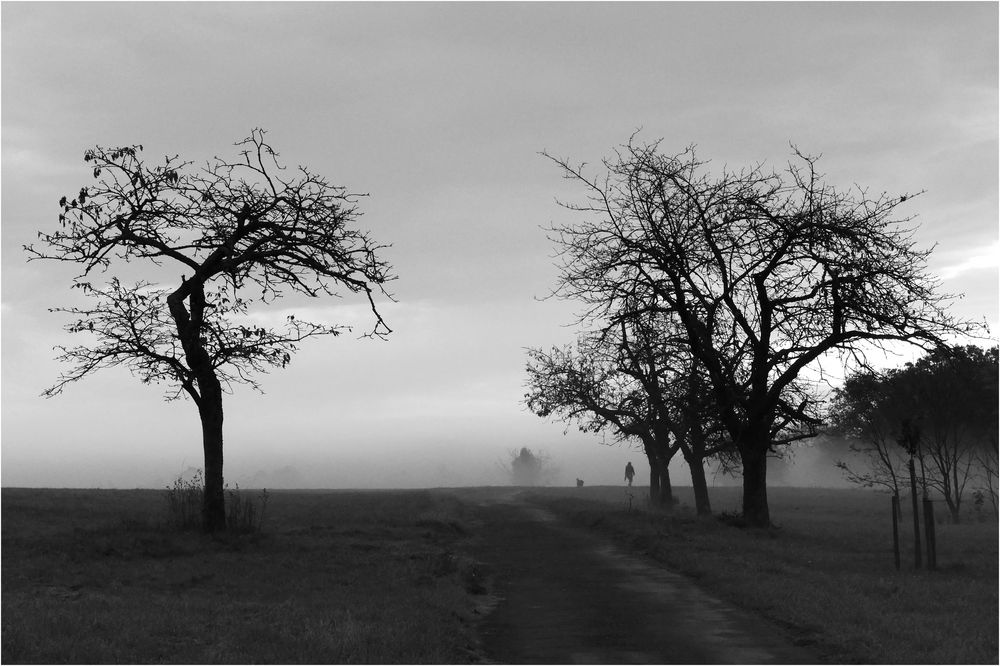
[25,130,394,531]
[544,138,973,527]
[525,312,734,514]
[525,330,681,506]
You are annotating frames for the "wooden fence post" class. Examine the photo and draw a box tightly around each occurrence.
[891,493,901,570]
[923,497,937,571]
[908,457,922,569]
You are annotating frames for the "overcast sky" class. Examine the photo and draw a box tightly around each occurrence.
[2,2,997,490]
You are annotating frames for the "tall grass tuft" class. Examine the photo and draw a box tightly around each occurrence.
[226,484,269,534]
[165,469,204,531]
[164,470,269,533]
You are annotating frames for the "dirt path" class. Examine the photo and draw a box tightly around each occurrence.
[467,494,815,665]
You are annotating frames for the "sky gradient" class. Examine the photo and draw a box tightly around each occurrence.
[3,2,997,489]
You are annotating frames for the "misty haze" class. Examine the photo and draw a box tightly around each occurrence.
[3,3,997,665]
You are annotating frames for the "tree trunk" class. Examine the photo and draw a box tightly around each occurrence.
[198,377,226,533]
[741,447,770,528]
[908,456,922,568]
[687,454,712,516]
[945,497,960,524]
[644,451,674,507]
[659,462,674,507]
[169,282,227,533]
[646,452,660,505]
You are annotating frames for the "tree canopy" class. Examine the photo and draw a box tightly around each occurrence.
[26,130,394,530]
[542,137,975,526]
[832,345,998,519]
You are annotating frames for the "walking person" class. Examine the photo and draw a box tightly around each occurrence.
[624,461,635,487]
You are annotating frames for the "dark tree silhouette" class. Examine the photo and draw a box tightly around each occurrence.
[832,345,998,521]
[525,313,731,513]
[525,330,679,506]
[26,130,394,531]
[504,447,548,486]
[544,137,974,527]
[830,371,910,497]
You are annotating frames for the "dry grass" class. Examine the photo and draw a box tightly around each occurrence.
[5,484,995,664]
[2,488,486,664]
[526,485,999,665]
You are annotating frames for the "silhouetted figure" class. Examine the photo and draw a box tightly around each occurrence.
[576,478,584,487]
[624,462,635,486]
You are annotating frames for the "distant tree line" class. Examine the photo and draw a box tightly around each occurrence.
[831,344,998,521]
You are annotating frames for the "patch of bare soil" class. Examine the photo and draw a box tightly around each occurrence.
[467,494,817,665]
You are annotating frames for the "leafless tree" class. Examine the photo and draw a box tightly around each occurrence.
[25,130,394,531]
[525,326,681,507]
[543,137,974,527]
[525,311,737,514]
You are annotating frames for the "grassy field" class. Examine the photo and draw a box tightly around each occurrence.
[3,485,997,664]
[523,485,999,665]
[2,488,487,664]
